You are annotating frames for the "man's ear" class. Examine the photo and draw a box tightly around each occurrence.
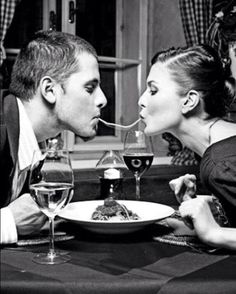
[40,76,57,104]
[181,90,200,114]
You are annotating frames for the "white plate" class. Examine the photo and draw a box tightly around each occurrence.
[59,200,175,234]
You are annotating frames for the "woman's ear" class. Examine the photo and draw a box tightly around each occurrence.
[40,76,57,104]
[181,90,200,114]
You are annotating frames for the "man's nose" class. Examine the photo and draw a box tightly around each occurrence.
[97,88,107,108]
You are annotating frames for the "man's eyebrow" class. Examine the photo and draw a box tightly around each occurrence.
[84,78,100,85]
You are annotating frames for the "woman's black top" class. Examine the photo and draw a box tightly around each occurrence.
[200,136,236,227]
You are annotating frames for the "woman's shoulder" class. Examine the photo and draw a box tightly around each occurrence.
[210,120,236,145]
[200,135,236,226]
[200,135,236,196]
[201,135,236,168]
[208,135,236,154]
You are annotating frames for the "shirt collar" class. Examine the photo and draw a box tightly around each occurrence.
[17,98,40,171]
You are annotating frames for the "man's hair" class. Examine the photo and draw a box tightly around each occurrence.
[9,30,97,100]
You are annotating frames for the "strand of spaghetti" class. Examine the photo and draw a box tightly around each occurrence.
[99,118,141,129]
[118,203,130,220]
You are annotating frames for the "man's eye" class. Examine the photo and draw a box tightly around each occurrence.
[86,86,95,93]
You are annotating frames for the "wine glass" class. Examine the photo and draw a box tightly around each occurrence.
[29,148,74,264]
[123,130,154,200]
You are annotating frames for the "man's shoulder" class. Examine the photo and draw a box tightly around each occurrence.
[2,93,17,106]
[2,93,19,118]
[0,93,19,156]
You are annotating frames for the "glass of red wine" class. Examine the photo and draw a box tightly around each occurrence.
[123,130,154,200]
[29,148,74,264]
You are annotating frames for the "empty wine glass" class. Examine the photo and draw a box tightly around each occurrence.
[29,148,74,264]
[123,130,154,200]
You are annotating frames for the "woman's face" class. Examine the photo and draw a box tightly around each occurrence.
[139,62,183,136]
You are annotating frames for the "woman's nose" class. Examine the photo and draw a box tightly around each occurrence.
[138,92,146,108]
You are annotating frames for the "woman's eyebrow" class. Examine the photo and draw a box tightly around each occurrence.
[147,80,157,87]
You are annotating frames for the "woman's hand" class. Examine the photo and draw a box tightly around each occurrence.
[169,173,196,203]
[178,196,220,245]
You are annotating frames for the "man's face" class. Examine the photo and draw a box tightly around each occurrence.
[56,52,107,140]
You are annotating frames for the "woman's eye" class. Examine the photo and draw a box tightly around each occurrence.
[149,88,157,95]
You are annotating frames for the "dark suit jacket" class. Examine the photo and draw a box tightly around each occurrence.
[0,94,20,208]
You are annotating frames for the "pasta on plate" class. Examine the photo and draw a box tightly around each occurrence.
[91,198,140,221]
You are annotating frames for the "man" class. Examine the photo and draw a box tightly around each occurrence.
[0,30,107,244]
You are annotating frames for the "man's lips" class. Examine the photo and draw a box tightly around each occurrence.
[92,116,100,126]
[92,115,100,120]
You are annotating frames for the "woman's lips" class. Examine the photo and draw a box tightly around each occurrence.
[139,114,147,125]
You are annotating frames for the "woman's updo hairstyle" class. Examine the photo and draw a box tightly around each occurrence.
[151,44,235,118]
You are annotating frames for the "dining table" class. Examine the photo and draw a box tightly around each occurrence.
[1,215,236,294]
[1,164,236,294]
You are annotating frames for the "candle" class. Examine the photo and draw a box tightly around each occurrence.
[104,168,121,179]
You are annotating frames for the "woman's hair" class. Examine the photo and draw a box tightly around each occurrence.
[9,30,97,100]
[151,44,235,118]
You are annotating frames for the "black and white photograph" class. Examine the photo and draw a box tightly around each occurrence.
[1,0,236,293]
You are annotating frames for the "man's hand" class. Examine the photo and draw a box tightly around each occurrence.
[169,173,197,203]
[9,193,47,236]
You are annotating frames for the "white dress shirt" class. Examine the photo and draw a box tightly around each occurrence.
[0,98,40,244]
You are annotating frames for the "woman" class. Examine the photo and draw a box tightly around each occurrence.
[139,44,236,250]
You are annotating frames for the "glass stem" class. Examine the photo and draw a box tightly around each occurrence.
[134,173,141,200]
[48,216,55,257]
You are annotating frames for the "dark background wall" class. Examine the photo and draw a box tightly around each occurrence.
[147,0,186,63]
[147,0,187,156]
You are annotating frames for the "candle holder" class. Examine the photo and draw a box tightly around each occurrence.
[96,150,125,199]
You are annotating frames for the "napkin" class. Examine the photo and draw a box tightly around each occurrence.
[153,212,217,253]
[153,197,229,253]
[153,232,217,253]
[17,231,74,246]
